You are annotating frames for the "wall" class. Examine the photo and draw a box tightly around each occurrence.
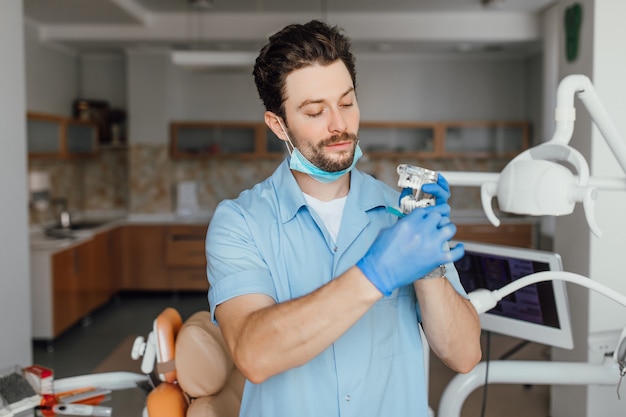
[0,0,32,369]
[24,20,77,116]
[550,0,626,416]
[123,50,540,214]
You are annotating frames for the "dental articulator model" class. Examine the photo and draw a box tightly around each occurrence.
[433,74,626,417]
[396,164,438,213]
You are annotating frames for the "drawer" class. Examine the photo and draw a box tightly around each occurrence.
[169,268,209,291]
[165,226,207,267]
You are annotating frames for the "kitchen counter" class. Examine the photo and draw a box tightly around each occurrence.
[30,211,213,253]
[30,208,538,253]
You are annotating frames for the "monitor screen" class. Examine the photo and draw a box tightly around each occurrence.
[453,241,574,350]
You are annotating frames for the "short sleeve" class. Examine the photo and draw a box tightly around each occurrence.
[206,200,278,324]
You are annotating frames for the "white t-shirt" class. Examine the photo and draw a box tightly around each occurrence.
[303,193,347,243]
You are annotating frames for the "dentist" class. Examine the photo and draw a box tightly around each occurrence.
[206,19,481,417]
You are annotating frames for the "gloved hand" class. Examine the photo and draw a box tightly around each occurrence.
[357,204,465,296]
[421,173,450,206]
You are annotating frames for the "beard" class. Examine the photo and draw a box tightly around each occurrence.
[292,131,359,172]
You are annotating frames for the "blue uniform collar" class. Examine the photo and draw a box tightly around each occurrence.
[272,158,390,225]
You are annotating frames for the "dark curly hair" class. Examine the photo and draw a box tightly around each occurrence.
[252,20,357,124]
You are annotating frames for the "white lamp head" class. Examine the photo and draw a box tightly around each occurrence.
[497,159,576,216]
[480,142,602,237]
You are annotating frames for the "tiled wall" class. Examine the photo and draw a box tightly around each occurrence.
[127,144,282,214]
[29,143,510,224]
[28,148,128,224]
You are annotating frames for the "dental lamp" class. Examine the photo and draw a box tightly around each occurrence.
[434,74,626,417]
[442,74,626,238]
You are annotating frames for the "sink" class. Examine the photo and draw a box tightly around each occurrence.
[52,220,109,230]
[44,219,111,239]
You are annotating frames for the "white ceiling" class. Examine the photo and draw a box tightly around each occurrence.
[23,0,560,56]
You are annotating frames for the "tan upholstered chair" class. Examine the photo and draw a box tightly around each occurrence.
[134,308,244,417]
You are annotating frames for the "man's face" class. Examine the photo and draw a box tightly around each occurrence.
[282,60,360,172]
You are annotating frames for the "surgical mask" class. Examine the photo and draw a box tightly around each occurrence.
[276,117,362,184]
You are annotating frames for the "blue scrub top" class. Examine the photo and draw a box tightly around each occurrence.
[207,159,467,417]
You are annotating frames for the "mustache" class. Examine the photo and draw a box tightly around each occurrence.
[319,132,358,147]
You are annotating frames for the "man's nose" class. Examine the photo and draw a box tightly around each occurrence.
[327,107,348,133]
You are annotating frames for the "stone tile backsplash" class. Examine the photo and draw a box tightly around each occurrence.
[29,143,509,224]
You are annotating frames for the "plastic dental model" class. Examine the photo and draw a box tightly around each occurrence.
[396,164,438,214]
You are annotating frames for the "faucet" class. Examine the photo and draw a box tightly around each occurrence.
[52,197,71,228]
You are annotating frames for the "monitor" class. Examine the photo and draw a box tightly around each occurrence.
[453,241,574,350]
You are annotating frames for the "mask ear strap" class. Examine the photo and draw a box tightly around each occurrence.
[276,117,295,155]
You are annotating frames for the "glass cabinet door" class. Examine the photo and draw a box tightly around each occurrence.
[358,124,436,154]
[265,128,286,155]
[171,123,257,157]
[444,123,528,156]
[66,120,98,154]
[27,114,64,155]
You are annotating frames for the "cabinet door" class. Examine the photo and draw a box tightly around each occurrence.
[443,122,529,157]
[27,112,64,157]
[170,122,258,158]
[358,122,442,158]
[264,127,287,156]
[90,229,118,308]
[66,119,99,156]
[74,239,97,319]
[52,247,82,336]
[121,225,169,290]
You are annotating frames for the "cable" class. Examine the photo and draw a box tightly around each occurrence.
[480,331,491,417]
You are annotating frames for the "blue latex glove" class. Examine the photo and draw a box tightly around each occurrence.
[357,204,465,296]
[421,173,450,206]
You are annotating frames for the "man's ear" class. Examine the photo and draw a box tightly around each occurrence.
[264,111,289,142]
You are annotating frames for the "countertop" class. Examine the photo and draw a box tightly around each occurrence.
[30,211,213,253]
[30,209,536,253]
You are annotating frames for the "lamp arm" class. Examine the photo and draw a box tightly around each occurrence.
[551,74,626,175]
[476,271,626,315]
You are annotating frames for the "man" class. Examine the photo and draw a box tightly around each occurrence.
[206,20,481,417]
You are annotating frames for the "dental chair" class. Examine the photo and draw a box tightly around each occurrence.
[131,308,245,417]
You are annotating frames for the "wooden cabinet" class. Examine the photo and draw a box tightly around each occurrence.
[442,121,529,158]
[359,120,529,159]
[359,122,443,157]
[27,112,99,159]
[33,223,208,340]
[51,244,87,337]
[455,223,535,249]
[44,235,120,339]
[119,225,169,290]
[119,225,208,291]
[169,119,529,160]
[169,121,284,159]
[90,229,121,306]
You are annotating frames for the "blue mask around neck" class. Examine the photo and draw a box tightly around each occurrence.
[289,143,363,183]
[275,116,362,183]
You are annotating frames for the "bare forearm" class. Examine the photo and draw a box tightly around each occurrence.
[415,277,481,373]
[216,266,382,383]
